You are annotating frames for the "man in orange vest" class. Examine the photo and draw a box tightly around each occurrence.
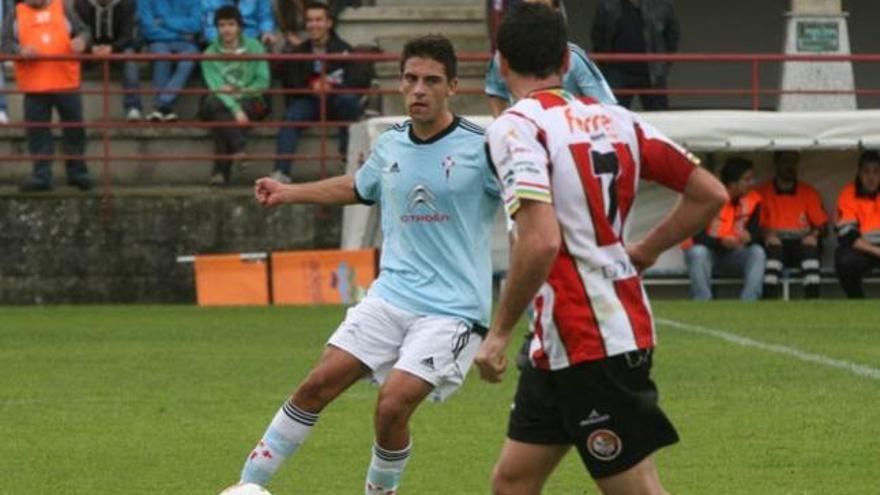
[683,157,766,300]
[835,150,880,298]
[758,151,829,299]
[2,0,92,191]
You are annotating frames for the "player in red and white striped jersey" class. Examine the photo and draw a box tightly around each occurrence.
[474,3,728,494]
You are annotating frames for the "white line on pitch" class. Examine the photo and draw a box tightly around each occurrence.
[656,318,880,381]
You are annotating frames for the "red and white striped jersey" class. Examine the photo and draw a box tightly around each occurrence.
[486,89,698,370]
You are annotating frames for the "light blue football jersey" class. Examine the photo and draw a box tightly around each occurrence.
[485,42,617,105]
[355,117,501,326]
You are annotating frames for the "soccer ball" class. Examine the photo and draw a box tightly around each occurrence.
[219,483,272,495]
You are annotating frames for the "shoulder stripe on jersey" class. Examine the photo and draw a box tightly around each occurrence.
[568,43,589,62]
[390,120,411,133]
[458,118,485,135]
[568,43,606,81]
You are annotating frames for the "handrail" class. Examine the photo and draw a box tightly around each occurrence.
[0,50,877,218]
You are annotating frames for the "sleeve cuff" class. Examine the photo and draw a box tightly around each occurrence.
[354,184,374,205]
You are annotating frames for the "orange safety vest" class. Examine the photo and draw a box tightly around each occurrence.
[836,183,880,245]
[757,180,828,239]
[707,189,762,240]
[682,189,762,250]
[14,0,81,93]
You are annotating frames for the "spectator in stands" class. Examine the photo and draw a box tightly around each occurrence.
[200,5,270,186]
[202,0,276,47]
[758,151,828,299]
[683,158,765,300]
[2,0,93,192]
[327,0,360,20]
[74,0,143,121]
[272,0,365,183]
[137,0,201,122]
[486,0,567,51]
[484,0,614,117]
[591,0,679,110]
[0,0,8,124]
[274,0,304,48]
[835,151,880,299]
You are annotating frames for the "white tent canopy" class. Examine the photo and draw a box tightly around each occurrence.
[342,110,879,272]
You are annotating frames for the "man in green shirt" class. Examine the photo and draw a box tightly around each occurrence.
[200,5,270,186]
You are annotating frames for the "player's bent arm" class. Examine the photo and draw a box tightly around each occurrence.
[631,167,728,268]
[493,200,561,337]
[257,175,359,207]
[476,200,559,383]
[853,237,880,258]
[488,96,509,118]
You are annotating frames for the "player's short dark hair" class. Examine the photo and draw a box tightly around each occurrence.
[496,2,567,79]
[858,150,880,169]
[720,157,753,185]
[214,5,243,27]
[400,35,457,81]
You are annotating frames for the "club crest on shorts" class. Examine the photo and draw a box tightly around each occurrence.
[586,429,622,461]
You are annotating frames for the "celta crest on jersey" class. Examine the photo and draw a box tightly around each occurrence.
[442,155,455,180]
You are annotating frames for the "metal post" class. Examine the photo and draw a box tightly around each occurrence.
[100,57,113,222]
[752,59,761,110]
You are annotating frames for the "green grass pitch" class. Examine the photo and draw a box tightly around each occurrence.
[1,301,878,494]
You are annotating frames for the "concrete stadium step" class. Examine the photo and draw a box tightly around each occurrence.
[337,6,486,46]
[374,33,489,54]
[375,0,477,5]
[0,127,346,187]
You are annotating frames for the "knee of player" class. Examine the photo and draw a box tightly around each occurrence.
[292,376,333,412]
[374,394,413,426]
[490,463,526,495]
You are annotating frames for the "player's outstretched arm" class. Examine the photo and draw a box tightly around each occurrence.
[254,175,359,208]
[475,200,560,383]
[628,167,728,272]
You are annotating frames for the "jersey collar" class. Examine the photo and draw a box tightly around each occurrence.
[408,115,460,145]
[527,87,567,98]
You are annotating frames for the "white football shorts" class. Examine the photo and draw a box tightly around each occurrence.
[327,296,483,402]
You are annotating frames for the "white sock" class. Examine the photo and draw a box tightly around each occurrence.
[364,440,412,495]
[240,399,319,486]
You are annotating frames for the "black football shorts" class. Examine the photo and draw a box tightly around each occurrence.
[507,349,679,479]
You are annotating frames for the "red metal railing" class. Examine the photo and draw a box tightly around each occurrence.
[1,51,878,212]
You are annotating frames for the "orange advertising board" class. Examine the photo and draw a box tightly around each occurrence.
[194,254,270,306]
[272,249,378,305]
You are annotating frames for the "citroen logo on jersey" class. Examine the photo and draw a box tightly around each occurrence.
[407,184,438,212]
[402,184,450,223]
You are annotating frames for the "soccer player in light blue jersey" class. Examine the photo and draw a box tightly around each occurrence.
[224,35,501,495]
[485,0,616,117]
